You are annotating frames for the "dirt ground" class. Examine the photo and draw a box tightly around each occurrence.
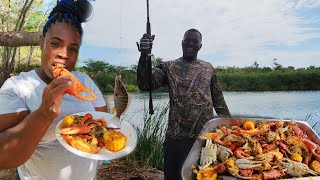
[97,160,164,180]
[0,168,15,180]
[0,160,164,180]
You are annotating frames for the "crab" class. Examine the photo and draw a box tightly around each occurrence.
[279,158,319,177]
[198,137,218,169]
[198,137,233,170]
[53,63,97,101]
[216,144,233,162]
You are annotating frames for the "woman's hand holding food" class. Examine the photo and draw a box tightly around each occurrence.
[38,77,72,120]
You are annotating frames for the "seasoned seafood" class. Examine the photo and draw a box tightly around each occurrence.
[53,63,97,101]
[60,113,126,154]
[192,120,320,179]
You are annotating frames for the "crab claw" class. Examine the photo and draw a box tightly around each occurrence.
[226,157,255,179]
[53,63,97,102]
[234,147,252,159]
[236,159,263,169]
[217,144,233,162]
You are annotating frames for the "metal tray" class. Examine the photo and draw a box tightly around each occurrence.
[181,118,320,180]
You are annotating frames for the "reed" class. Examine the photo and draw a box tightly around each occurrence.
[303,113,320,135]
[129,103,169,170]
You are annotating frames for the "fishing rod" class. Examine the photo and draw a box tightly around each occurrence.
[137,0,154,115]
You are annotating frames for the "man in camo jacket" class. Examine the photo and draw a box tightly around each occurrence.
[137,29,231,180]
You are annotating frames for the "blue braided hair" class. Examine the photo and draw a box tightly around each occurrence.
[42,0,93,38]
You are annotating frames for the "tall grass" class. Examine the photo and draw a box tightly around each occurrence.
[129,103,169,170]
[303,113,320,135]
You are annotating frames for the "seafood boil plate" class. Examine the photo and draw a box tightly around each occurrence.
[181,118,320,180]
[55,111,138,160]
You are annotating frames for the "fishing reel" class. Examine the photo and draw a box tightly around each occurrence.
[136,36,153,53]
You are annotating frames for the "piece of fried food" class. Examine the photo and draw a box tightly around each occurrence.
[63,135,101,154]
[103,130,126,152]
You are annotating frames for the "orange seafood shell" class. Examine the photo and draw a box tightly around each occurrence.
[53,63,97,101]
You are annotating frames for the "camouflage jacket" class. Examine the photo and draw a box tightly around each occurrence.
[137,56,231,139]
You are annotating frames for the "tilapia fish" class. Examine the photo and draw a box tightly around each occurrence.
[110,75,131,124]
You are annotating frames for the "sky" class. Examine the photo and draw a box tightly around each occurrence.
[76,0,320,68]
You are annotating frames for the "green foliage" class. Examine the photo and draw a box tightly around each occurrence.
[126,84,140,92]
[153,57,163,68]
[77,59,139,93]
[10,58,320,93]
[1,0,49,32]
[129,103,169,170]
[0,0,50,86]
[82,59,115,74]
[105,84,114,92]
[217,66,320,91]
[14,63,40,74]
[79,60,320,92]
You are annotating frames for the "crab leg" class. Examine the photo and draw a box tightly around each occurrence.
[226,157,254,179]
[236,159,263,169]
[290,122,320,158]
[53,64,97,101]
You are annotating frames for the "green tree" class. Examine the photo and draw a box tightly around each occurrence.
[153,57,163,68]
[0,0,51,86]
[252,61,259,68]
[83,59,113,73]
[273,58,283,70]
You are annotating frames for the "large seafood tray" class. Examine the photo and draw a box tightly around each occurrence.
[181,118,320,180]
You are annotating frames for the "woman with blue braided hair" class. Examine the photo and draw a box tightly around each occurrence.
[0,0,108,179]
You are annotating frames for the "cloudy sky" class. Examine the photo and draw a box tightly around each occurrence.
[77,0,320,68]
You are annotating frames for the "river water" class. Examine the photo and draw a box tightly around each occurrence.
[106,91,320,133]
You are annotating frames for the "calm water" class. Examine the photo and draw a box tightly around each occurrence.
[106,91,320,132]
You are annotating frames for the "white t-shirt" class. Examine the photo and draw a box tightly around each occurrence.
[0,70,106,180]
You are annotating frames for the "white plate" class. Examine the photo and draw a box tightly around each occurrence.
[55,111,138,160]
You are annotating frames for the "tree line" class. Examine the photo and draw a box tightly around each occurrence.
[9,58,320,92]
[4,48,320,92]
[83,59,320,92]
[1,1,319,92]
[217,65,320,91]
